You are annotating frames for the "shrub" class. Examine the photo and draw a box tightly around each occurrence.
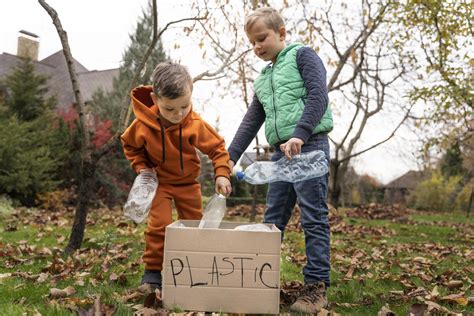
[413,171,462,211]
[0,116,63,205]
[455,178,473,212]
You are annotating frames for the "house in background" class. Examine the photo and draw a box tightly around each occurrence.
[0,30,118,110]
[383,170,427,205]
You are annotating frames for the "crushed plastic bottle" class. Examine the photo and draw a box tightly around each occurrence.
[198,193,226,229]
[123,170,158,223]
[236,150,329,185]
[234,223,273,232]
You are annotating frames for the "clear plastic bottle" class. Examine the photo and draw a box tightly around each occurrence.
[236,150,329,185]
[198,193,226,229]
[123,170,158,223]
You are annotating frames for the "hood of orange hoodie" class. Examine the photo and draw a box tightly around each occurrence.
[130,85,193,172]
[130,85,192,131]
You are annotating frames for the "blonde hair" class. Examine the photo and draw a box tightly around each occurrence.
[151,61,193,99]
[244,7,285,33]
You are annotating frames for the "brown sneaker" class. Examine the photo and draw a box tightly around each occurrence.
[290,281,328,313]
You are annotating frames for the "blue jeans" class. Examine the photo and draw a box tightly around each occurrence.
[264,135,330,286]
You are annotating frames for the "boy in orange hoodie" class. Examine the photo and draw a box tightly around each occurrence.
[121,62,232,290]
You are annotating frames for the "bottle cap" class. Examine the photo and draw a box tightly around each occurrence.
[236,171,245,181]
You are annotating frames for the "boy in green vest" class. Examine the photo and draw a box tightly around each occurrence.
[227,7,333,313]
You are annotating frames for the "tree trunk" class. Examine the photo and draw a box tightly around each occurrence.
[330,159,351,208]
[330,160,341,207]
[65,158,96,254]
[467,188,473,218]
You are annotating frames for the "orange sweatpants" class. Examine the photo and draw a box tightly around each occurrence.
[143,182,202,271]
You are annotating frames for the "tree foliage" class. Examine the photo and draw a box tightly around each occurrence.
[0,58,70,205]
[4,57,56,121]
[90,2,167,128]
[439,142,464,178]
[396,0,473,149]
[413,171,462,212]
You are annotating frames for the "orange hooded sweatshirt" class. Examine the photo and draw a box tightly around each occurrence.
[121,86,231,184]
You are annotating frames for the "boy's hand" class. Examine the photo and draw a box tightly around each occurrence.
[228,160,235,170]
[280,137,304,160]
[215,176,232,197]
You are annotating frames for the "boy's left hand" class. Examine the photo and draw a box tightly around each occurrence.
[280,137,304,160]
[215,176,232,197]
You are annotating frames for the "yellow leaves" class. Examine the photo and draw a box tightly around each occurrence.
[440,293,468,306]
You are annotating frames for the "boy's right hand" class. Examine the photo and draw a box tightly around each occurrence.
[228,160,235,170]
[279,137,304,160]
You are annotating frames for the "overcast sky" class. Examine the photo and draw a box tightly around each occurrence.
[0,0,421,184]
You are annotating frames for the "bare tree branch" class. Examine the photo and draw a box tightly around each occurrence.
[193,49,251,82]
[340,103,414,163]
[38,0,90,156]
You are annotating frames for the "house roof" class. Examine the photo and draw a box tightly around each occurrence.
[0,50,118,109]
[40,50,88,73]
[384,170,427,189]
[78,68,119,102]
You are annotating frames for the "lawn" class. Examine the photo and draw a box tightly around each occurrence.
[0,197,473,315]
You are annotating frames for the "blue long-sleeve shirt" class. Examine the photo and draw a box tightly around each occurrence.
[228,46,328,163]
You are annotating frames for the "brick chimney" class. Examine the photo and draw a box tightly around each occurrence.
[17,30,39,61]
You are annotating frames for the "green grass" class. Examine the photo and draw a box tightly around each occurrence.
[1,203,473,315]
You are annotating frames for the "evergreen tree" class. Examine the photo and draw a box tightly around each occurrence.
[0,115,64,205]
[440,142,464,178]
[4,57,56,121]
[0,58,70,205]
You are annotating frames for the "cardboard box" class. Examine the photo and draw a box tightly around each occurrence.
[163,220,281,314]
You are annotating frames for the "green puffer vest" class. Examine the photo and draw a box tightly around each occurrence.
[254,43,333,145]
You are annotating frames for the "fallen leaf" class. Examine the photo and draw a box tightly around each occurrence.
[72,296,116,316]
[0,273,12,280]
[446,280,463,289]
[412,256,431,264]
[37,272,49,283]
[137,283,152,294]
[121,291,143,303]
[49,286,76,298]
[425,300,461,314]
[389,290,404,295]
[440,293,468,306]
[316,308,330,315]
[109,272,118,281]
[134,307,161,316]
[408,303,428,316]
[377,305,395,316]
